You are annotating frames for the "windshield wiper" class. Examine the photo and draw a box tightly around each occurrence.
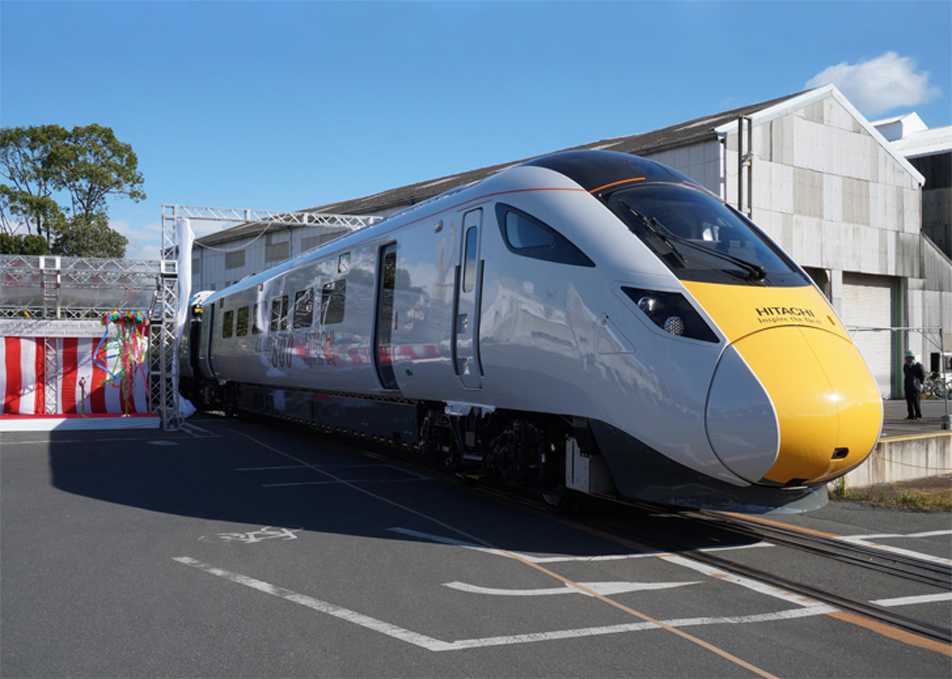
[620,201,766,282]
[620,203,686,266]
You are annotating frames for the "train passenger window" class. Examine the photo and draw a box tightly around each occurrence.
[236,307,249,336]
[270,299,281,332]
[222,310,234,339]
[321,280,346,325]
[462,226,478,293]
[252,303,262,334]
[495,204,595,267]
[280,295,289,330]
[506,213,554,249]
[293,289,314,329]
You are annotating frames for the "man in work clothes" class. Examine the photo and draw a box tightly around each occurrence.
[903,350,925,420]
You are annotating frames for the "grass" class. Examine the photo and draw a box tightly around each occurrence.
[830,479,952,511]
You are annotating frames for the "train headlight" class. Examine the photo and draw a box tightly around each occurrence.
[663,316,685,336]
[622,288,719,343]
[637,296,658,314]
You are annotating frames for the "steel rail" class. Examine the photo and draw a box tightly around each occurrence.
[223,414,952,646]
[576,514,952,645]
[613,500,952,588]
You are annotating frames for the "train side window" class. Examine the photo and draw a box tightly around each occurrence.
[252,303,262,334]
[506,212,554,249]
[222,309,234,339]
[270,299,280,332]
[321,280,346,325]
[293,288,314,329]
[236,307,249,336]
[494,203,595,267]
[280,295,289,330]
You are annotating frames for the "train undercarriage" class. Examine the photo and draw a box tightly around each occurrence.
[182,379,617,507]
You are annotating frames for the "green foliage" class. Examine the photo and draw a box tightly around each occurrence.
[0,232,51,255]
[52,213,127,259]
[58,124,146,222]
[0,124,144,259]
[0,125,69,241]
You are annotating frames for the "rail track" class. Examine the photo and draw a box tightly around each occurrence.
[230,414,952,646]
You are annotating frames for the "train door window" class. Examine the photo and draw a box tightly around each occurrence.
[462,226,478,293]
[374,244,398,390]
[270,299,281,331]
[321,280,346,325]
[236,306,249,336]
[252,303,262,334]
[279,295,289,330]
[293,288,314,328]
[222,309,234,339]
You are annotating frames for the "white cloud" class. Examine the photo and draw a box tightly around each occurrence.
[806,52,941,116]
[111,219,161,261]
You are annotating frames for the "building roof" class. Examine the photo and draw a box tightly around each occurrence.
[197,85,924,246]
[889,125,952,159]
[307,91,805,217]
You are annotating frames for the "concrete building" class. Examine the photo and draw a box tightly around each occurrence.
[194,84,952,397]
[873,112,952,260]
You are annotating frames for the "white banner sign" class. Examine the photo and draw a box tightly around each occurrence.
[0,319,117,338]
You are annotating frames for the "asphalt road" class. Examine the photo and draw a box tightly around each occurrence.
[2,416,950,678]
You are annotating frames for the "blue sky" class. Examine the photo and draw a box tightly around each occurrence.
[2,1,950,260]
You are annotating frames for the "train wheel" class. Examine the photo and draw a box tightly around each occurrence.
[540,486,577,514]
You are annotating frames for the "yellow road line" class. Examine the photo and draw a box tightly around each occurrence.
[231,428,778,679]
[879,432,952,443]
[827,611,952,657]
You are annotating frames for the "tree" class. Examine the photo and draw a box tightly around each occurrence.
[59,124,145,224]
[52,213,127,259]
[0,124,145,258]
[0,125,69,244]
[0,232,51,255]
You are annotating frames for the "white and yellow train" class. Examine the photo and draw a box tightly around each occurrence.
[180,150,882,513]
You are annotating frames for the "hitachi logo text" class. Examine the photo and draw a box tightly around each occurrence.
[755,306,816,317]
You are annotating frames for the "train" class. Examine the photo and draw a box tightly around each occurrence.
[179,150,883,513]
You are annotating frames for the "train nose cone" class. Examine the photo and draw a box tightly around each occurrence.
[707,327,882,485]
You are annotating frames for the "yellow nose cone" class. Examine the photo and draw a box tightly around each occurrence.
[733,327,882,485]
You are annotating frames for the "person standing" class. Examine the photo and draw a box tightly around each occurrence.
[903,350,925,420]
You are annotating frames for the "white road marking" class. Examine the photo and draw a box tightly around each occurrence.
[262,478,432,488]
[871,593,952,607]
[172,557,452,651]
[173,556,838,652]
[179,422,218,438]
[198,526,302,544]
[906,530,952,538]
[387,526,771,563]
[444,606,838,651]
[656,554,823,608]
[837,534,952,567]
[443,580,699,597]
[5,436,196,445]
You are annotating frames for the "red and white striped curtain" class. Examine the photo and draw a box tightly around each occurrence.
[1,337,149,416]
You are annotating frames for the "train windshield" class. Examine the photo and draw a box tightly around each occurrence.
[606,184,808,286]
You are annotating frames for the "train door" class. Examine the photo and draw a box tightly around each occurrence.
[374,243,399,390]
[454,209,483,389]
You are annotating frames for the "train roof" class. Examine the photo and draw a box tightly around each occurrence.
[197,90,805,247]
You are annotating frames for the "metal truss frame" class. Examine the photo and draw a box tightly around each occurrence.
[157,205,382,431]
[0,254,160,418]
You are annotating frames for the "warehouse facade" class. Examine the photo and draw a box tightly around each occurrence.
[193,84,952,397]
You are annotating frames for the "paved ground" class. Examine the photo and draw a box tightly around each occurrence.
[882,398,952,437]
[2,416,950,678]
